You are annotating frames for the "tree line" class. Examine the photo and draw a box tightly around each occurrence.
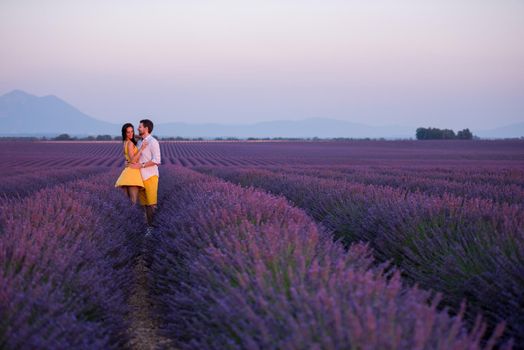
[416,127,474,140]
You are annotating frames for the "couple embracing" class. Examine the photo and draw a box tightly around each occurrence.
[115,119,161,230]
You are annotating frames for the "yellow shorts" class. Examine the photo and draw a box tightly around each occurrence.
[139,175,158,206]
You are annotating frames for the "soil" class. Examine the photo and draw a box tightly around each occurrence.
[127,253,174,350]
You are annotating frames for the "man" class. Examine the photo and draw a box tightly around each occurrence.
[128,119,161,228]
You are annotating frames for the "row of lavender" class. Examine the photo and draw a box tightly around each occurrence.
[145,166,510,349]
[194,166,523,347]
[5,139,523,169]
[0,166,110,199]
[0,170,144,349]
[259,165,524,205]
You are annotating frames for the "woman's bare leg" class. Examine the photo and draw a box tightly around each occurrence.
[128,186,139,204]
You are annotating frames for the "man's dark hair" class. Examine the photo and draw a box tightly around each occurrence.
[140,119,154,133]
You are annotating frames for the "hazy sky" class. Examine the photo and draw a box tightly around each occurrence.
[1,0,523,129]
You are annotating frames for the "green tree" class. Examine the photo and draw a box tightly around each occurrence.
[96,134,113,141]
[457,128,473,139]
[54,133,72,141]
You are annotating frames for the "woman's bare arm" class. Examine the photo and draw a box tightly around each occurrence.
[128,141,147,164]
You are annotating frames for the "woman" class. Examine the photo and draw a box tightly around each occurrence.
[115,123,148,204]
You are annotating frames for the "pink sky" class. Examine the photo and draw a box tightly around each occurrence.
[1,0,523,129]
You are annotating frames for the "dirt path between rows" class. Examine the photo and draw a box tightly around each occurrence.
[127,252,174,350]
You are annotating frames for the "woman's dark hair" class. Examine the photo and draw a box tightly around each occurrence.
[121,123,137,145]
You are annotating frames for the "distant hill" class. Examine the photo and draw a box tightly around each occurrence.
[0,90,118,136]
[476,122,524,139]
[156,118,415,139]
[0,90,415,138]
[1,89,521,138]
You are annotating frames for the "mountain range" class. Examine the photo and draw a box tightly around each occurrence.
[0,90,522,139]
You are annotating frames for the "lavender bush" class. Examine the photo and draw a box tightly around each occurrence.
[147,166,509,349]
[195,166,523,347]
[0,170,144,349]
[0,166,109,199]
[3,138,523,168]
[260,165,524,205]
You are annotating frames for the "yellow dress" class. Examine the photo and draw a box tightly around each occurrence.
[115,141,145,188]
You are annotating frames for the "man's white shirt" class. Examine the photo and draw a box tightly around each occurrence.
[137,134,161,180]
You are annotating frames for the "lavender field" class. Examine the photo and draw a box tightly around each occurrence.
[1,139,523,349]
